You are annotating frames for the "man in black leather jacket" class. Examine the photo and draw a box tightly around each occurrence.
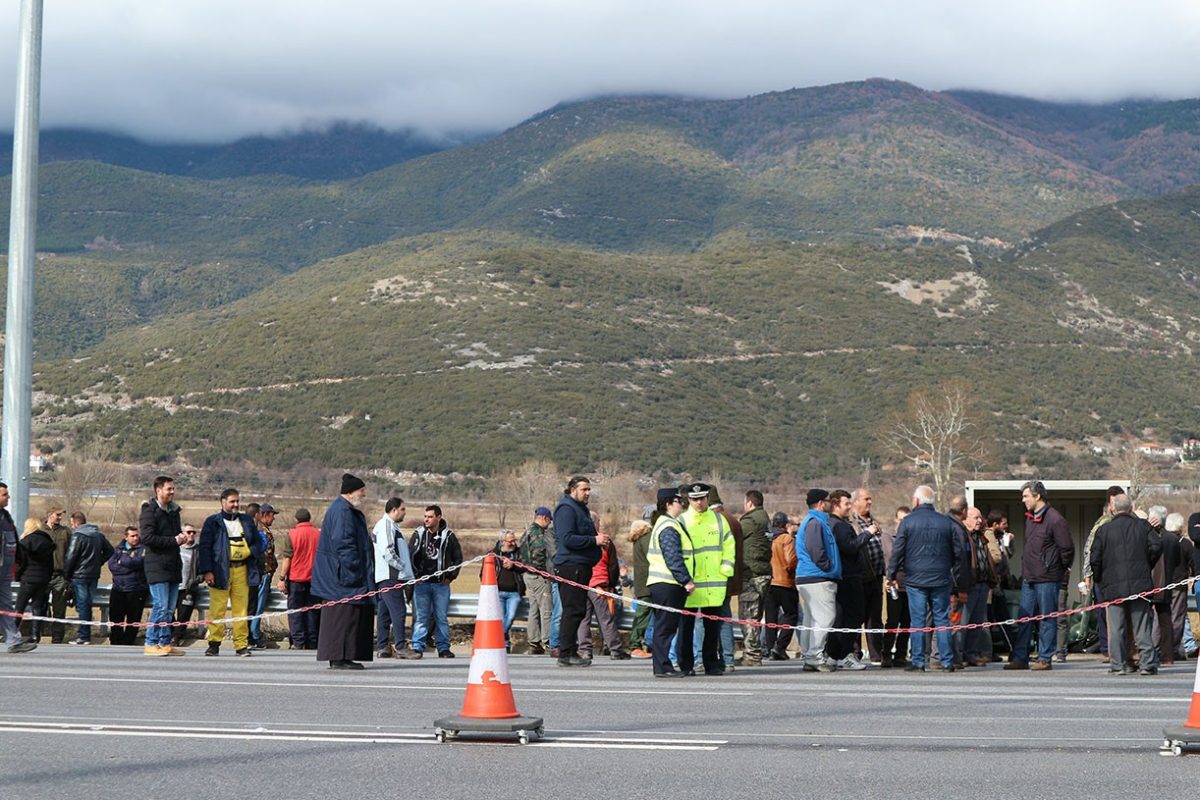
[63,511,115,644]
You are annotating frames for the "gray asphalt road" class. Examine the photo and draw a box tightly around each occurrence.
[0,645,1196,799]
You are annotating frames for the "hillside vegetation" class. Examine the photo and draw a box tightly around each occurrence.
[30,184,1200,477]
[4,81,1200,478]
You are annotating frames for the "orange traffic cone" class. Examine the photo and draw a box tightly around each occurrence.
[434,554,543,744]
[1163,646,1200,755]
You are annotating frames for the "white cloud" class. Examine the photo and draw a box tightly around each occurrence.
[0,0,1197,142]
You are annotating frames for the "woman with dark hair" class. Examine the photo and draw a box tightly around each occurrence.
[645,487,694,677]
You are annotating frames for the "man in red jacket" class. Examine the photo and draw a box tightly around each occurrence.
[277,508,322,650]
[1005,480,1075,671]
[576,519,630,661]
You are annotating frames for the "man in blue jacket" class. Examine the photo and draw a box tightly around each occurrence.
[553,475,609,667]
[197,488,266,658]
[794,488,840,672]
[312,474,375,670]
[886,485,964,672]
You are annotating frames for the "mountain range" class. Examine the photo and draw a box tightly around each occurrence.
[3,79,1200,479]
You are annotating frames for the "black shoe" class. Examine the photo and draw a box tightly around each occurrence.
[329,660,365,670]
[1139,667,1158,676]
[235,648,252,657]
[610,651,632,661]
[704,668,726,676]
[7,642,36,654]
[557,655,592,667]
[248,642,266,651]
[529,644,546,655]
[205,643,220,657]
[880,658,894,669]
[904,664,925,672]
[768,651,789,661]
[679,669,696,677]
[654,671,684,678]
[437,650,455,659]
[376,649,392,659]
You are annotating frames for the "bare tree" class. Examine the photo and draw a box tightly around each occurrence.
[53,441,121,520]
[591,462,648,547]
[494,460,562,531]
[880,380,990,509]
[1110,447,1160,506]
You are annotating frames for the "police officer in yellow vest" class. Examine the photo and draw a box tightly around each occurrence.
[647,487,694,678]
[679,482,735,676]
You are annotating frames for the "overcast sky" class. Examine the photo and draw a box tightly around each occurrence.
[1,0,1198,143]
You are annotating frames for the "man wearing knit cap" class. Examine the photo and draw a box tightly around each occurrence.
[312,473,375,670]
[794,488,840,672]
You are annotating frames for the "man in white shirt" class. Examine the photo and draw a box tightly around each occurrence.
[372,497,414,658]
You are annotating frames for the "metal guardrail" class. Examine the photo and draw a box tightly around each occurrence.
[7,582,638,633]
[14,582,1195,637]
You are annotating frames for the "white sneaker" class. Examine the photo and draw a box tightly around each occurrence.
[839,654,868,671]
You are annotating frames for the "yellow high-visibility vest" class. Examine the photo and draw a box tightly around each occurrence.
[680,507,734,608]
[647,514,693,587]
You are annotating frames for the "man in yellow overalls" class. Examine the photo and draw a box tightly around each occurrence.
[679,482,735,676]
[197,489,266,658]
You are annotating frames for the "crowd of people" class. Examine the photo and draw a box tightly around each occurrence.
[1,473,1198,680]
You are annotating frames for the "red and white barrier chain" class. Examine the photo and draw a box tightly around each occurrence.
[2,551,1190,638]
[0,555,487,631]
[509,558,1196,636]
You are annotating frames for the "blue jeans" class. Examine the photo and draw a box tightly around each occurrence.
[411,581,451,653]
[549,583,562,649]
[670,618,703,665]
[146,582,180,646]
[374,579,407,651]
[249,575,272,644]
[0,541,20,643]
[499,591,521,645]
[718,600,735,667]
[1012,581,1059,664]
[71,578,98,642]
[906,584,952,669]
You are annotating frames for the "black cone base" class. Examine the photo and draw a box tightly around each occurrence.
[433,714,544,744]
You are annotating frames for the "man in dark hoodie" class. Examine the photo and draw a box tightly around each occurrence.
[137,476,187,657]
[63,511,115,645]
[406,504,463,659]
[1005,480,1075,672]
[553,475,607,667]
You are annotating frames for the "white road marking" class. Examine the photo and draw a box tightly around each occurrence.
[0,719,724,751]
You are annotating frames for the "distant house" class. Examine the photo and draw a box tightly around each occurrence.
[29,453,52,473]
[1136,442,1179,459]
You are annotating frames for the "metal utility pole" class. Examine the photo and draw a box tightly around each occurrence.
[3,0,44,525]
